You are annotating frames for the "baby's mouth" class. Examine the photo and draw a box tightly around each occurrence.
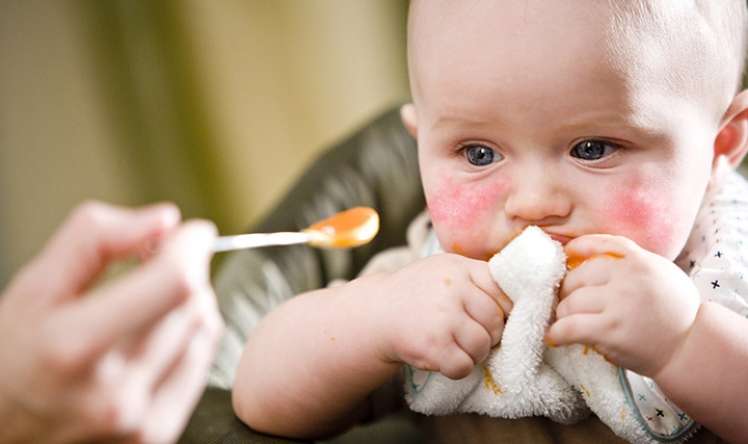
[488,228,574,259]
[544,232,574,245]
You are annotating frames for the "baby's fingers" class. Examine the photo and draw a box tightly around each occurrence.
[545,313,609,347]
[556,286,607,318]
[463,292,505,346]
[438,343,475,380]
[466,260,513,315]
[453,317,492,365]
[565,234,635,263]
[560,258,614,298]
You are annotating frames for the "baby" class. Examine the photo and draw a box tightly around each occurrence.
[232,1,748,442]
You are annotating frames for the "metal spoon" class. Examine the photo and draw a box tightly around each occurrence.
[212,207,380,252]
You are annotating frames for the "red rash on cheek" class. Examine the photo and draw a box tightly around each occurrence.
[426,175,509,230]
[607,176,674,254]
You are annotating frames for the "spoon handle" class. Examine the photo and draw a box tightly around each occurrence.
[212,232,312,252]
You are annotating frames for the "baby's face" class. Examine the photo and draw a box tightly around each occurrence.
[411,1,721,261]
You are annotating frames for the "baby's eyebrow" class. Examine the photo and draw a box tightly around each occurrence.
[432,115,497,129]
[429,109,673,146]
[429,113,513,137]
[555,111,670,141]
[559,110,642,128]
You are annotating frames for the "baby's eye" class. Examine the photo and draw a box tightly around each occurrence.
[569,139,618,161]
[464,144,503,166]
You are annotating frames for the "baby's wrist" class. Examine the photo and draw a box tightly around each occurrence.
[651,302,704,383]
[339,273,402,366]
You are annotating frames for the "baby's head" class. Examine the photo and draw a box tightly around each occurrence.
[402,0,748,261]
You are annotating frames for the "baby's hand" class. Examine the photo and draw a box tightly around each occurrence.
[371,254,511,380]
[546,234,700,378]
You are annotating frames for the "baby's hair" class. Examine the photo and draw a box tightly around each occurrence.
[607,0,747,116]
[408,1,748,117]
[694,0,747,90]
[701,0,748,89]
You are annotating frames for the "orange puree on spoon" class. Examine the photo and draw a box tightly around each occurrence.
[304,207,380,248]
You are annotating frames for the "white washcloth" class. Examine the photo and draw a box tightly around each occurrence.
[404,226,697,443]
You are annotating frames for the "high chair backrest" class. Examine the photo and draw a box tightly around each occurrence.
[210,105,422,390]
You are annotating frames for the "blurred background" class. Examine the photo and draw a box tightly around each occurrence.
[0,0,410,286]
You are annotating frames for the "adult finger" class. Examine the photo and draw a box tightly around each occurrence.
[556,286,608,319]
[131,305,198,391]
[28,201,180,302]
[49,221,217,369]
[545,313,609,347]
[466,259,513,316]
[140,288,222,392]
[156,219,217,273]
[139,325,219,444]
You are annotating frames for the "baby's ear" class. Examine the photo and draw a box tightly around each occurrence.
[714,89,748,168]
[400,103,418,139]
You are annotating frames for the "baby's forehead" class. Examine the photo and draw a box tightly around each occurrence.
[409,3,614,92]
[408,1,744,121]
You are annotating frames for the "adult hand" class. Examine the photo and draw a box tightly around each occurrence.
[0,201,223,444]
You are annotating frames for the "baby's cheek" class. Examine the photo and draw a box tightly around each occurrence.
[426,176,508,258]
[426,176,507,228]
[605,178,678,256]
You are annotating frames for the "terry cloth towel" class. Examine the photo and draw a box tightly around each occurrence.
[404,226,697,444]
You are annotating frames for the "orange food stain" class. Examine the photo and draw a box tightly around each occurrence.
[566,252,623,270]
[480,251,496,261]
[579,384,591,398]
[580,345,613,363]
[601,352,613,364]
[482,365,503,395]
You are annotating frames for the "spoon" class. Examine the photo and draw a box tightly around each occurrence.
[212,207,380,252]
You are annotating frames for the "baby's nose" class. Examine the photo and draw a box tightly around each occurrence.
[504,173,571,223]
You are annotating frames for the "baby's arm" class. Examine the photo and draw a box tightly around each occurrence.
[232,276,401,438]
[232,254,510,439]
[653,302,748,444]
[547,234,748,442]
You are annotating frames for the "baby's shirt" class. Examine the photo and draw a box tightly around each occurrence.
[676,168,748,315]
